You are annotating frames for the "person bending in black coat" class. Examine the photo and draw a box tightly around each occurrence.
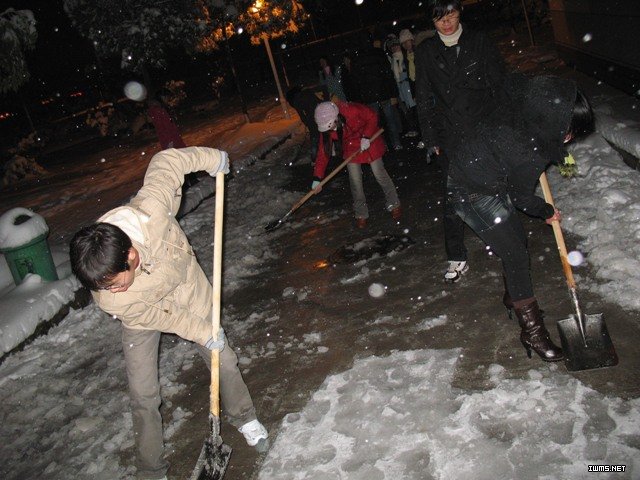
[286,85,324,162]
[446,73,594,362]
[415,0,506,283]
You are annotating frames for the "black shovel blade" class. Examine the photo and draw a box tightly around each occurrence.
[557,313,619,371]
[264,219,283,232]
[191,434,232,480]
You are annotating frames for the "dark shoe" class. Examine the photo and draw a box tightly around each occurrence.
[514,299,563,362]
[391,206,401,220]
[356,218,367,229]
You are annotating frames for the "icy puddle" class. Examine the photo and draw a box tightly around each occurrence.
[329,234,416,264]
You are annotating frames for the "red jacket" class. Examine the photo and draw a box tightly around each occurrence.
[313,102,386,179]
[148,103,187,150]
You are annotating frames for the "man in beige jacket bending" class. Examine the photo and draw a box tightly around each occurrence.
[70,147,267,480]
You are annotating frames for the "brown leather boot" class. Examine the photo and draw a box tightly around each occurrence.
[513,299,564,362]
[356,218,367,229]
[391,206,401,220]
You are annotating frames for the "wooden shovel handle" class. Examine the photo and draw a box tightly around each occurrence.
[289,128,385,215]
[210,172,224,417]
[539,172,577,290]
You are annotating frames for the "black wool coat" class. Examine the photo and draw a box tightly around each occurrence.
[289,89,322,132]
[449,74,578,219]
[414,27,506,153]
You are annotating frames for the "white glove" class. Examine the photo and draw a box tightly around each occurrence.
[208,150,230,176]
[204,328,226,351]
[312,180,321,190]
[360,137,371,151]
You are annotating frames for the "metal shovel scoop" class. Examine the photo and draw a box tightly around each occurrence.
[540,172,618,371]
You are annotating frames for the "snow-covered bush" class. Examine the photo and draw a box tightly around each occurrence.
[1,154,48,188]
[85,102,114,137]
[162,80,187,108]
[85,101,149,137]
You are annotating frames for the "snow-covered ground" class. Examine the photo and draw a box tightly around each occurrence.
[1,78,639,479]
[260,349,640,479]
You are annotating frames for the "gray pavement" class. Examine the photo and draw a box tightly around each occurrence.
[167,130,640,479]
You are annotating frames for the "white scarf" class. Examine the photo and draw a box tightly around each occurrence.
[437,24,463,47]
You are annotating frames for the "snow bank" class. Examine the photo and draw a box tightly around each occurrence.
[259,349,640,479]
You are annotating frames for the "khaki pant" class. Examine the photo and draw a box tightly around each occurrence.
[122,326,256,480]
[347,158,400,219]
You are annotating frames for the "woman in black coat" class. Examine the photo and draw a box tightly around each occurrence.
[446,74,594,362]
[414,0,507,283]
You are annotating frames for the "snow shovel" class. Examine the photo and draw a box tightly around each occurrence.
[190,172,232,480]
[265,128,384,231]
[539,172,618,371]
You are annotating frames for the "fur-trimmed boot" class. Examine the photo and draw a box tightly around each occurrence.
[513,298,563,362]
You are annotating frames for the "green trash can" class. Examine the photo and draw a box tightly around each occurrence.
[0,207,59,285]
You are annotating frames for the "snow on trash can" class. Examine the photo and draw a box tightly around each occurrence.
[0,207,59,285]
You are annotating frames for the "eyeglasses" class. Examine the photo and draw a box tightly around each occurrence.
[434,11,460,24]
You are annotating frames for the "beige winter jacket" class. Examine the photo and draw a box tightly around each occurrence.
[92,147,226,346]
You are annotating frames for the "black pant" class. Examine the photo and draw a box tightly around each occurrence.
[447,178,533,300]
[438,153,467,262]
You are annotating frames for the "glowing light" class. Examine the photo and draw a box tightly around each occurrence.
[582,33,593,42]
[123,81,147,101]
[237,27,244,34]
[368,283,386,298]
[355,0,364,5]
[314,260,329,269]
[567,250,585,266]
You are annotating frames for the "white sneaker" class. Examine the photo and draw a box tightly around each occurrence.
[238,419,268,447]
[444,261,468,283]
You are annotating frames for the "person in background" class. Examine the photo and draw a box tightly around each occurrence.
[311,100,401,229]
[415,0,506,283]
[147,89,187,151]
[147,89,199,188]
[446,73,594,362]
[70,147,268,480]
[350,29,404,151]
[286,85,324,162]
[398,28,425,148]
[384,33,420,141]
[338,51,361,103]
[318,55,347,102]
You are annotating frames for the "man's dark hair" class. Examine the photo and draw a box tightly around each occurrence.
[431,0,463,20]
[70,223,132,291]
[568,87,594,139]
